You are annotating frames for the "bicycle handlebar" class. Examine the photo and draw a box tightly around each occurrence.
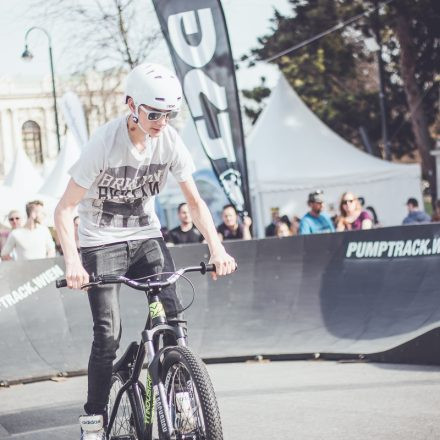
[55,262,217,290]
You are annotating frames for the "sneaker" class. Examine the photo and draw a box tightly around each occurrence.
[79,414,106,440]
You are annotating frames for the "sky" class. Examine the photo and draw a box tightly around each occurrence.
[0,0,292,90]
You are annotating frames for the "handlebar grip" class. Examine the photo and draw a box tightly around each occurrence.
[55,274,99,289]
[56,279,67,288]
[200,262,216,274]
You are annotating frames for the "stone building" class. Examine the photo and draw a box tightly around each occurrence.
[0,71,126,179]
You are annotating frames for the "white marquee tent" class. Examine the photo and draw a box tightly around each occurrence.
[39,131,82,199]
[247,75,422,236]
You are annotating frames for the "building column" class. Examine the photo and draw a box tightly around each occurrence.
[1,109,15,176]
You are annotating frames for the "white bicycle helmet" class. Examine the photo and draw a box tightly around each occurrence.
[125,63,182,111]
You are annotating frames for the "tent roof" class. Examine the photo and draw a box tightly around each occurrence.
[3,146,43,193]
[247,75,420,186]
[39,131,81,199]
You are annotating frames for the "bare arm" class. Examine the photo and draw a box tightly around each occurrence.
[361,218,373,230]
[242,216,252,240]
[179,178,236,279]
[54,178,89,289]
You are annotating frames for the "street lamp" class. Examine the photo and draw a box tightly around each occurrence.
[22,26,61,152]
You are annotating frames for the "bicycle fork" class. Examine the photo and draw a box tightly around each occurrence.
[142,299,187,439]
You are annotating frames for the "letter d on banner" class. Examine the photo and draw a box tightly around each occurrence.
[152,0,252,217]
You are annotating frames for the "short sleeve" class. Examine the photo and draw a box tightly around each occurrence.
[170,132,196,182]
[360,210,372,221]
[69,132,106,190]
[299,218,311,235]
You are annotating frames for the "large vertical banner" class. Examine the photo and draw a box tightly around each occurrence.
[152,0,251,216]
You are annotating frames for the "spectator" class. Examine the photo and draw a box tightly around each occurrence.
[299,190,335,235]
[290,215,301,236]
[0,210,23,260]
[217,204,252,241]
[402,197,431,225]
[431,200,440,222]
[7,209,23,230]
[169,202,203,245]
[265,207,280,237]
[335,192,373,231]
[275,221,292,237]
[1,200,55,261]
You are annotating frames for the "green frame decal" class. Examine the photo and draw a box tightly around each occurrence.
[149,301,166,319]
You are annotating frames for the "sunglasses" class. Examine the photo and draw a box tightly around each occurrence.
[139,107,179,121]
[9,217,20,221]
[342,199,355,205]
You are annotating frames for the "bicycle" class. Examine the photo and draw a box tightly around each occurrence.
[56,262,223,440]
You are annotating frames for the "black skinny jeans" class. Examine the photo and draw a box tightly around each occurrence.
[80,237,181,416]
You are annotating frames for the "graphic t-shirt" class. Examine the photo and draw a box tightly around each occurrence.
[69,115,195,247]
[299,212,335,235]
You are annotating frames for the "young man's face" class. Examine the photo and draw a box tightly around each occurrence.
[128,98,178,138]
[30,205,45,224]
[178,204,192,225]
[138,105,170,137]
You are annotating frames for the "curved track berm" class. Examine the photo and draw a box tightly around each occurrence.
[1,223,439,383]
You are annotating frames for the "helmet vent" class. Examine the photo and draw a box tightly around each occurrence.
[155,97,165,101]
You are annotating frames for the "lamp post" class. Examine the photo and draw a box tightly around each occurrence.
[22,26,61,152]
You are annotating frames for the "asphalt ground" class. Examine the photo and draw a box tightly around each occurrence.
[0,360,439,439]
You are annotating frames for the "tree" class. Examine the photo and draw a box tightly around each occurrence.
[29,0,163,128]
[30,0,162,72]
[388,0,439,199]
[243,0,440,195]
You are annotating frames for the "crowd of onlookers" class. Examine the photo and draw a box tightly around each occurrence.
[264,190,436,238]
[0,191,437,261]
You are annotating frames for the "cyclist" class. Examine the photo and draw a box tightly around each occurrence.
[54,63,236,440]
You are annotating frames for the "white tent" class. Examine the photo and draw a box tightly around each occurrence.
[3,145,43,194]
[247,75,422,236]
[39,131,81,199]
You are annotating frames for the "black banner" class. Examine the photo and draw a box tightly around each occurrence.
[152,0,252,216]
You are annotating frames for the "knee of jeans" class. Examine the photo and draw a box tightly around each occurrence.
[92,334,120,361]
[92,323,121,358]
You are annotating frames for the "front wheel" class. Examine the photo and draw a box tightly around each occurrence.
[108,371,145,439]
[161,346,223,440]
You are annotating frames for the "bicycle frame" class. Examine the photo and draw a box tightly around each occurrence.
[106,291,187,440]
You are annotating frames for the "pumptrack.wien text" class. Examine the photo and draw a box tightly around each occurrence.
[346,238,440,259]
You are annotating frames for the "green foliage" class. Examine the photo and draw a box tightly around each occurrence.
[244,0,439,159]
